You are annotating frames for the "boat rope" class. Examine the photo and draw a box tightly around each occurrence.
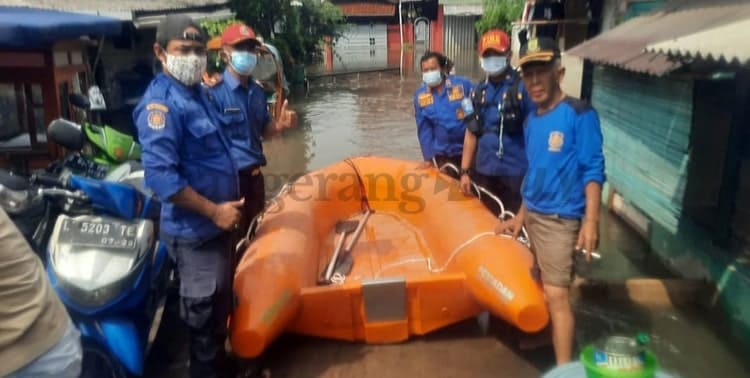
[234,182,293,255]
[428,231,496,273]
[438,162,530,246]
[344,158,372,212]
[349,231,509,282]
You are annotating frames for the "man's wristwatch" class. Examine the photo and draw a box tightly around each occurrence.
[460,168,470,176]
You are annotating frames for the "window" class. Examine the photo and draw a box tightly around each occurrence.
[0,84,21,140]
[0,82,46,150]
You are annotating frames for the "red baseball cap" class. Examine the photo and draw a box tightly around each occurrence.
[478,29,510,55]
[221,23,257,46]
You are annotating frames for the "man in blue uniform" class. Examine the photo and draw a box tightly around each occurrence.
[414,51,474,171]
[459,29,535,215]
[206,23,296,237]
[497,37,605,365]
[133,15,241,378]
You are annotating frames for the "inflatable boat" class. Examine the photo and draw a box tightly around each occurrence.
[230,156,548,357]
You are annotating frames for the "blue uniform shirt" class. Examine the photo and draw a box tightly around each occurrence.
[475,71,536,177]
[133,73,239,239]
[205,70,270,170]
[522,97,606,219]
[414,75,474,160]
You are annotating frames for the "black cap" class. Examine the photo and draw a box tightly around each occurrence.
[519,37,561,67]
[156,15,205,46]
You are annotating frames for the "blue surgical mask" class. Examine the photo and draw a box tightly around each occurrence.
[481,56,508,76]
[422,70,443,87]
[230,51,257,76]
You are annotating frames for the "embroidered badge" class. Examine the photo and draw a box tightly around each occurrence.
[548,131,564,152]
[147,110,166,130]
[456,108,465,120]
[146,103,169,113]
[418,93,433,108]
[448,86,464,102]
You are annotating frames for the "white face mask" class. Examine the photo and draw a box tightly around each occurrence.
[422,70,442,87]
[164,53,206,86]
[481,56,508,76]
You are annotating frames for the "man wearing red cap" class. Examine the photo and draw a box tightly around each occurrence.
[460,29,535,216]
[206,23,297,241]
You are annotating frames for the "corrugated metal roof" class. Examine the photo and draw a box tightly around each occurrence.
[0,0,229,13]
[646,18,750,66]
[567,0,750,76]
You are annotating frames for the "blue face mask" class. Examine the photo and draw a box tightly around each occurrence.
[481,56,508,76]
[230,51,257,76]
[422,70,443,87]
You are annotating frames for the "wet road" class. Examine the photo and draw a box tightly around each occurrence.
[144,72,750,378]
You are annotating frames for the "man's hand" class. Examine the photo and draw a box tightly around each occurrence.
[576,218,599,261]
[459,174,473,196]
[495,207,526,239]
[211,198,244,231]
[416,160,434,170]
[274,100,297,132]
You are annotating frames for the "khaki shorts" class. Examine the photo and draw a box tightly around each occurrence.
[525,211,581,287]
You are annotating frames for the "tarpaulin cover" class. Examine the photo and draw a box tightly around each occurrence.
[0,6,122,49]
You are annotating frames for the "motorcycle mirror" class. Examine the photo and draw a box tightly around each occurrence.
[0,169,30,191]
[88,85,107,111]
[69,93,91,110]
[47,119,85,151]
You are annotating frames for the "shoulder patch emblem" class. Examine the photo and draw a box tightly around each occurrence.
[448,85,464,102]
[418,93,434,108]
[146,103,169,113]
[147,110,166,130]
[548,131,564,152]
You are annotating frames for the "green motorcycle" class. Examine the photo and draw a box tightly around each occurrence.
[68,92,141,168]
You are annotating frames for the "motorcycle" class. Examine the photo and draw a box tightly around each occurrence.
[61,91,141,174]
[1,154,172,377]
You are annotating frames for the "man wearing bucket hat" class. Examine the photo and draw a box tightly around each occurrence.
[459,29,535,216]
[205,23,297,240]
[496,37,606,365]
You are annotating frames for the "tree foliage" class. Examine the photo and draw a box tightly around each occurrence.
[199,18,237,73]
[230,0,346,67]
[201,18,238,38]
[475,0,525,35]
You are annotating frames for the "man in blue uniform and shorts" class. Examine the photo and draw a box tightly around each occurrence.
[497,37,605,365]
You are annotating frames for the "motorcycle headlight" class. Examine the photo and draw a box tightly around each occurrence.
[48,215,155,308]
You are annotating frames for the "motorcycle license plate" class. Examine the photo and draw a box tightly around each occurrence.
[59,218,138,250]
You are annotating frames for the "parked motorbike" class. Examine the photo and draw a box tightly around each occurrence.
[0,114,134,257]
[63,92,141,172]
[0,160,172,377]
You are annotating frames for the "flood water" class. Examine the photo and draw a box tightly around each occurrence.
[145,71,750,377]
[263,72,749,377]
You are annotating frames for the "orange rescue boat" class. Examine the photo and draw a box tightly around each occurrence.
[230,156,548,358]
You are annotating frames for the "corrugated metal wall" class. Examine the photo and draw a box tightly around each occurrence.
[592,66,694,234]
[443,15,479,77]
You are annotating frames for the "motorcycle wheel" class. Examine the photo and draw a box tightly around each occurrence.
[80,340,129,378]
